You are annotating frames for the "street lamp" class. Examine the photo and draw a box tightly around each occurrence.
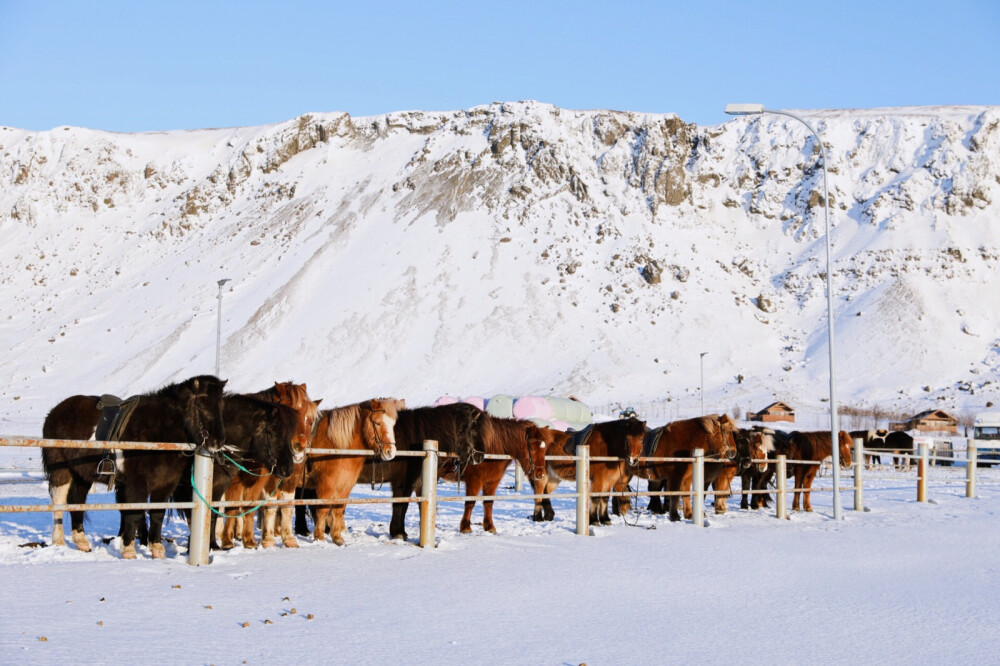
[215,278,231,377]
[724,103,842,520]
[700,352,708,416]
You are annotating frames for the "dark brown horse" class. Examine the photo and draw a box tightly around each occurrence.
[41,375,227,558]
[439,415,548,533]
[351,402,485,541]
[630,415,737,522]
[531,418,647,525]
[707,426,771,514]
[303,398,400,546]
[174,392,304,550]
[785,430,853,512]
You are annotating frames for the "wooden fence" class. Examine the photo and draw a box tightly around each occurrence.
[0,436,990,565]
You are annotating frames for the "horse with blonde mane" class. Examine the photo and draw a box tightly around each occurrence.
[303,398,399,546]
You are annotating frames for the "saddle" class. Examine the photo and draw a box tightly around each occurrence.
[564,424,595,457]
[93,394,140,489]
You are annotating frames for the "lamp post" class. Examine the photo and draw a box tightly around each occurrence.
[724,104,842,520]
[700,352,708,416]
[215,278,231,377]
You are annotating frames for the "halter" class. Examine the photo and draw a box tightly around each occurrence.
[367,407,393,460]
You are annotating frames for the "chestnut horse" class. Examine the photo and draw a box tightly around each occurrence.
[219,382,319,549]
[304,399,400,546]
[631,415,737,522]
[41,376,227,558]
[439,415,548,533]
[531,418,646,525]
[254,382,322,548]
[785,430,854,512]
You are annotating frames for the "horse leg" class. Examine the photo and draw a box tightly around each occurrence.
[147,504,167,559]
[460,473,483,533]
[48,476,71,547]
[612,473,632,516]
[276,489,300,548]
[792,467,803,511]
[802,467,817,512]
[481,471,504,534]
[679,465,694,520]
[220,484,240,550]
[294,486,314,536]
[647,479,666,514]
[714,470,733,515]
[240,481,265,549]
[67,479,93,552]
[533,476,556,521]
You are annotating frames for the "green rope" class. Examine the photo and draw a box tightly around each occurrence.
[221,452,270,477]
[190,467,278,519]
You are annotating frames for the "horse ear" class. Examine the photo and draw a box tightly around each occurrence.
[314,398,323,407]
[369,398,379,409]
[274,381,281,391]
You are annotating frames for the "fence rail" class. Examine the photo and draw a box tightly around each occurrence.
[0,436,991,564]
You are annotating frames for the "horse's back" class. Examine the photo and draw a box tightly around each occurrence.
[43,395,101,440]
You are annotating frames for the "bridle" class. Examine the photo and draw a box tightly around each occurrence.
[367,407,394,460]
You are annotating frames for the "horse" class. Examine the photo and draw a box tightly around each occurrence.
[707,426,771,514]
[438,415,548,533]
[244,382,323,548]
[738,427,778,509]
[530,418,646,525]
[41,375,227,558]
[348,402,485,541]
[628,415,737,522]
[785,430,854,512]
[850,429,887,469]
[884,431,915,470]
[173,392,305,550]
[301,399,400,546]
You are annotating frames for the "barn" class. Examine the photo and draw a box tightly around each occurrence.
[747,401,796,423]
[891,409,959,434]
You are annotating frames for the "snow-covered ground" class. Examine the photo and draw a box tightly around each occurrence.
[2,440,998,665]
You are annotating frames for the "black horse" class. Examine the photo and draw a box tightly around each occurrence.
[171,393,302,550]
[740,427,792,510]
[41,375,227,557]
[295,402,484,541]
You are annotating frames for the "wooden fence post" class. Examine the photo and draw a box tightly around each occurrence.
[419,439,438,548]
[188,446,214,566]
[692,448,705,527]
[854,438,864,512]
[576,443,590,536]
[917,441,928,503]
[775,455,787,520]
[967,441,977,498]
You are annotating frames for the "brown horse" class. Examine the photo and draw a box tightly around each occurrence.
[531,418,646,525]
[219,383,319,550]
[631,415,738,522]
[304,399,400,546]
[41,376,228,557]
[439,415,548,534]
[786,430,854,512]
[254,382,322,548]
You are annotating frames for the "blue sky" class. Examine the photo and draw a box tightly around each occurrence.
[2,1,998,132]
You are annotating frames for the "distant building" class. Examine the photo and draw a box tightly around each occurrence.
[747,401,796,423]
[890,409,959,434]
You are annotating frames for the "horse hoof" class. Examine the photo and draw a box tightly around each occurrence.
[242,542,258,550]
[74,538,92,553]
[121,546,137,560]
[282,538,299,549]
[485,526,497,534]
[460,526,472,534]
[669,514,681,522]
[150,543,166,559]
[332,537,346,547]
[261,538,276,549]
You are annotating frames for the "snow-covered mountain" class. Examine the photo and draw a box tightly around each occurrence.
[2,102,998,430]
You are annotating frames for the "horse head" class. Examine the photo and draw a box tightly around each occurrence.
[717,415,738,462]
[622,418,647,466]
[523,424,550,482]
[184,375,227,451]
[269,382,322,464]
[838,430,854,469]
[365,398,398,461]
[751,429,774,473]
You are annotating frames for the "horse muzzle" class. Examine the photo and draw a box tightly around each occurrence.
[379,444,397,461]
[292,449,307,465]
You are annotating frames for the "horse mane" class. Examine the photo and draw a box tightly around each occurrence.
[322,399,400,447]
[480,416,528,456]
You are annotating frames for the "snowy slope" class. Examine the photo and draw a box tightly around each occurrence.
[1,103,998,432]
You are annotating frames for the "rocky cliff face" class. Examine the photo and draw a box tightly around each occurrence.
[1,102,998,425]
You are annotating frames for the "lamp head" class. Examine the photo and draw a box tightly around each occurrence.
[725,103,765,116]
